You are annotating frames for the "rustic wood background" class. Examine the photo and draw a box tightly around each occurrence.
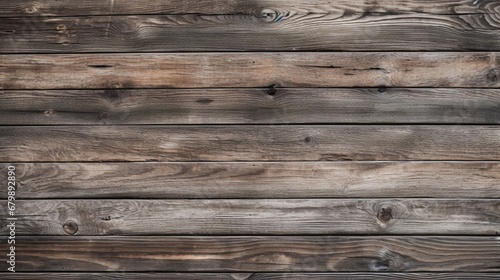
[0,0,499,279]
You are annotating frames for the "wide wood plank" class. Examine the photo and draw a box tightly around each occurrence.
[1,199,498,235]
[1,236,499,271]
[1,88,499,124]
[1,53,499,89]
[2,11,500,52]
[1,273,500,279]
[1,162,499,199]
[1,0,497,17]
[1,126,499,162]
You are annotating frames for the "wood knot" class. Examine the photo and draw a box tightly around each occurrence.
[56,24,67,31]
[25,5,39,13]
[487,69,498,82]
[63,220,79,235]
[259,9,284,22]
[266,84,277,96]
[377,207,393,223]
[304,136,313,144]
[43,109,55,116]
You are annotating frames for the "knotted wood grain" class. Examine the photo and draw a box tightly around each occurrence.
[1,125,499,162]
[2,199,498,235]
[1,273,499,279]
[1,236,499,271]
[1,53,499,89]
[1,0,498,17]
[1,1,499,51]
[1,88,498,124]
[1,162,498,199]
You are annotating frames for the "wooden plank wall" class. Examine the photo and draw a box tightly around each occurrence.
[0,0,499,279]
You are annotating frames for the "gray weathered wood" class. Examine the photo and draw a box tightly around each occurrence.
[0,88,498,124]
[1,125,499,162]
[1,199,498,235]
[1,236,499,271]
[1,53,499,89]
[1,162,499,199]
[1,273,499,279]
[2,11,500,52]
[1,0,497,17]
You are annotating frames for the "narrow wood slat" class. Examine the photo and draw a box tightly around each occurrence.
[1,88,499,124]
[1,53,499,89]
[1,236,499,271]
[2,11,500,52]
[1,126,499,162]
[1,199,498,235]
[1,162,499,199]
[1,0,497,17]
[1,273,500,279]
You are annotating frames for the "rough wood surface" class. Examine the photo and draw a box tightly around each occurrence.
[1,0,497,17]
[1,199,498,235]
[1,53,500,89]
[1,236,499,272]
[2,11,500,52]
[1,162,499,199]
[1,273,500,279]
[1,88,499,124]
[1,125,499,162]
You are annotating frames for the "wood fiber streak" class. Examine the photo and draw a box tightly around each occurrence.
[1,53,500,89]
[1,199,499,235]
[1,162,499,199]
[1,236,499,272]
[1,273,500,279]
[2,10,500,52]
[1,126,499,162]
[0,88,499,124]
[1,0,498,17]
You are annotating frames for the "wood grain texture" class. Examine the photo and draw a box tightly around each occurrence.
[1,236,499,271]
[2,11,500,52]
[1,125,499,162]
[1,53,500,89]
[1,162,499,199]
[1,88,499,125]
[1,0,498,17]
[1,199,498,235]
[1,273,500,279]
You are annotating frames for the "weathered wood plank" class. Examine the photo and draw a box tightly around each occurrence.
[1,236,499,271]
[1,126,499,162]
[1,53,499,89]
[2,11,500,52]
[1,273,500,279]
[1,0,497,17]
[1,88,499,124]
[1,199,498,235]
[1,162,499,199]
